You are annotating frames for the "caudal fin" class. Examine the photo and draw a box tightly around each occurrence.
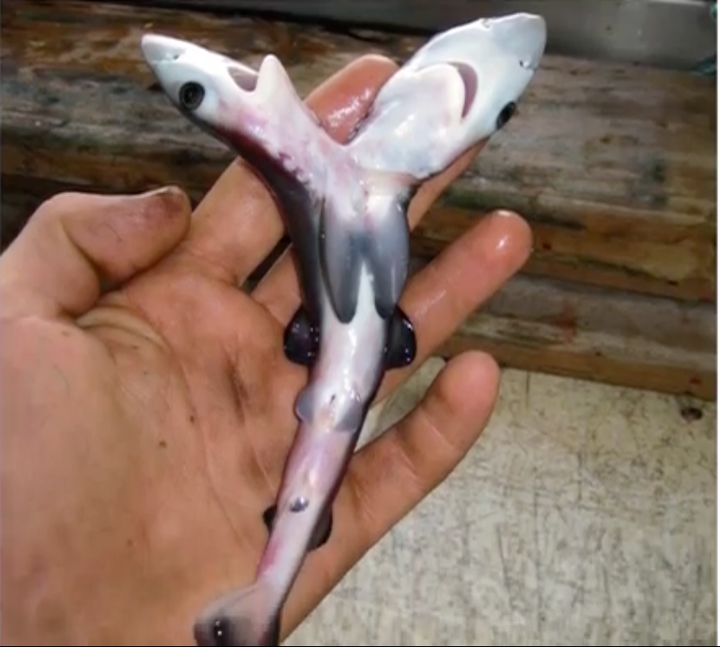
[193,579,281,647]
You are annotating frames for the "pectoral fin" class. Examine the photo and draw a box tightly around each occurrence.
[319,206,363,324]
[283,306,320,366]
[385,306,416,369]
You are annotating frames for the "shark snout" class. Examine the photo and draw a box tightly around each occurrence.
[488,13,547,71]
[140,33,193,67]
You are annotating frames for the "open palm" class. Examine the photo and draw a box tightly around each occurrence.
[0,55,531,646]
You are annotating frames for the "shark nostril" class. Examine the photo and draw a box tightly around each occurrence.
[450,62,477,119]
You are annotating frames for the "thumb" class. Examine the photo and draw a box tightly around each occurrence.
[0,187,191,319]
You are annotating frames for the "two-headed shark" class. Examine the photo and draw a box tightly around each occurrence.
[141,13,546,646]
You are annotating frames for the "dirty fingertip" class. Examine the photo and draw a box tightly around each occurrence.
[136,185,193,224]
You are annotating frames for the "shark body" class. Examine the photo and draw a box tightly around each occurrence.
[141,14,546,645]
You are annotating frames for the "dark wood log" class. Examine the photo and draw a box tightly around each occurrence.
[1,1,715,399]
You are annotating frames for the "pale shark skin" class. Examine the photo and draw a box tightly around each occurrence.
[141,13,545,646]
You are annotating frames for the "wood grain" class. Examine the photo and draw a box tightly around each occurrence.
[2,0,716,300]
[1,0,716,399]
[439,271,716,401]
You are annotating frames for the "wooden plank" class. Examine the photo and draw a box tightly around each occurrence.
[2,1,715,304]
[2,1,715,303]
[439,270,716,401]
[92,0,719,70]
[0,1,716,399]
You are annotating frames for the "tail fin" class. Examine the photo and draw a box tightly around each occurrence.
[193,578,281,647]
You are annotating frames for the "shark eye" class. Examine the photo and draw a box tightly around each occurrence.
[179,81,205,111]
[496,101,517,129]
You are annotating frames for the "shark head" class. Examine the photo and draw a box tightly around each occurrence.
[404,12,547,137]
[348,12,547,177]
[141,35,260,133]
[140,33,310,153]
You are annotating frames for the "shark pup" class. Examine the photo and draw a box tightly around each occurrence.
[141,13,545,646]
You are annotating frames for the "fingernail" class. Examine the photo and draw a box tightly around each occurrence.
[141,185,189,206]
[136,185,180,199]
[132,185,192,219]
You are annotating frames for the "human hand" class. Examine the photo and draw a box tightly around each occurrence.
[0,54,531,646]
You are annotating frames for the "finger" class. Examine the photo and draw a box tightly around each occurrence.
[257,209,531,402]
[284,350,500,632]
[0,187,191,319]
[252,143,484,321]
[376,209,532,399]
[177,54,399,285]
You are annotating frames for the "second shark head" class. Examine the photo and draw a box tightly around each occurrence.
[348,12,547,178]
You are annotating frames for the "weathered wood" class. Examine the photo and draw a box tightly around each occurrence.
[422,227,716,401]
[4,0,717,301]
[438,270,715,401]
[94,0,719,70]
[2,1,716,303]
[0,1,716,399]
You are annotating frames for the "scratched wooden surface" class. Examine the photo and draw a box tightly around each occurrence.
[0,0,716,399]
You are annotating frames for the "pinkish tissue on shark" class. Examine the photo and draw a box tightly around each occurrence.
[141,13,546,646]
